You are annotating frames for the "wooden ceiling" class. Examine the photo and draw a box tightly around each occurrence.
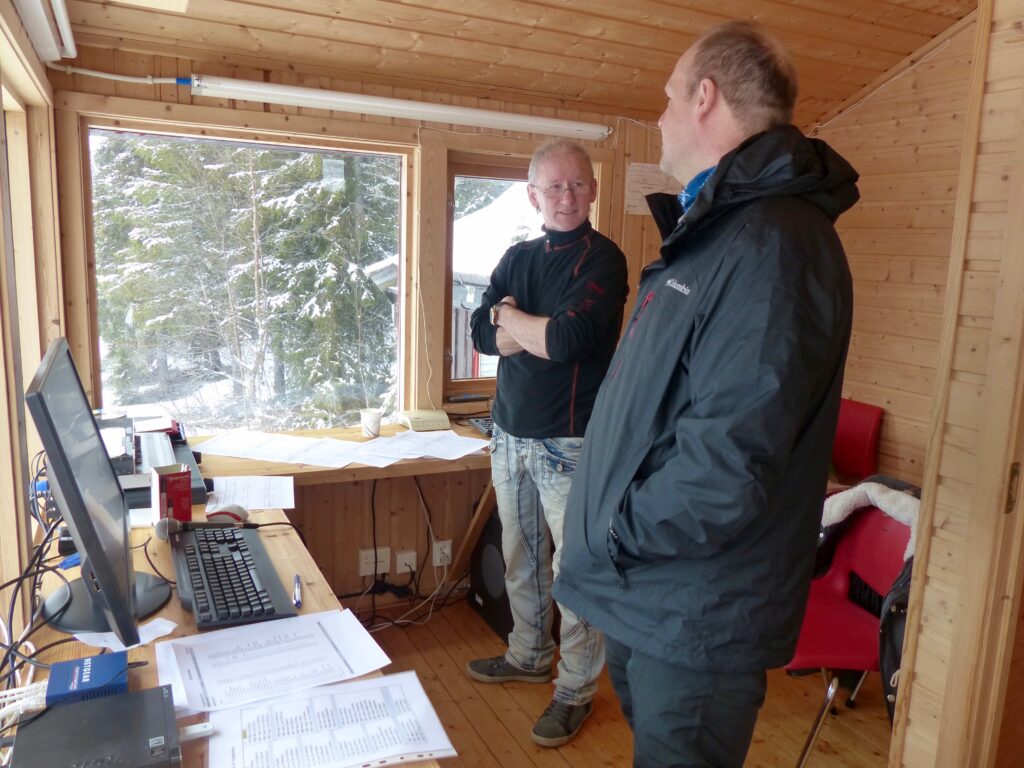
[66,0,977,128]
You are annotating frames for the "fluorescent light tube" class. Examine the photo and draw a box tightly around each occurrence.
[191,75,611,141]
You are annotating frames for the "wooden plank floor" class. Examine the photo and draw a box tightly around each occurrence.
[371,599,892,767]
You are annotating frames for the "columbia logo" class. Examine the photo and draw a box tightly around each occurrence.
[666,278,691,295]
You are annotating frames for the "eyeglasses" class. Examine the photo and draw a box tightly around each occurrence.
[530,180,592,199]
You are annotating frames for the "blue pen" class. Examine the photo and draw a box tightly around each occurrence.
[292,574,302,608]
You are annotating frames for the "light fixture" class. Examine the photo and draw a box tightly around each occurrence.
[13,0,76,61]
[191,75,612,141]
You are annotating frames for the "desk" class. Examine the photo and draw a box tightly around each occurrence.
[192,423,491,485]
[31,509,440,768]
[193,425,493,601]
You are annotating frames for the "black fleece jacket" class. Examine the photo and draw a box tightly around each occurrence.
[470,220,628,438]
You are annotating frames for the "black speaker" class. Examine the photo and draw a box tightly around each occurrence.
[468,505,513,642]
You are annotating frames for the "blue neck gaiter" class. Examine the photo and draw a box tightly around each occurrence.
[678,166,717,214]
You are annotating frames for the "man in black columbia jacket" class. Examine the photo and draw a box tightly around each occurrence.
[553,21,858,767]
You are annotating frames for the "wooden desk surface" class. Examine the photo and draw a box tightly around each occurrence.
[30,509,440,768]
[192,423,490,485]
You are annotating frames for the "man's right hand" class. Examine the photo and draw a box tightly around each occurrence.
[496,327,525,356]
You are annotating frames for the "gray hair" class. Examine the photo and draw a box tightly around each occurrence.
[528,139,594,183]
[688,21,798,133]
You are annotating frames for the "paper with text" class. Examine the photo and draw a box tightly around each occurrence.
[159,609,389,711]
[209,475,296,510]
[208,671,456,768]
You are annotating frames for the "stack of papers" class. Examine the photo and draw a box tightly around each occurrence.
[156,609,455,766]
[196,429,487,470]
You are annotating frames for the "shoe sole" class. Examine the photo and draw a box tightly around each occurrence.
[530,705,593,748]
[464,662,551,685]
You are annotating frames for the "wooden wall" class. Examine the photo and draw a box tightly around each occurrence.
[889,0,1024,764]
[814,16,976,486]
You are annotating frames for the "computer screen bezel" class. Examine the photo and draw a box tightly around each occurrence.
[25,337,141,646]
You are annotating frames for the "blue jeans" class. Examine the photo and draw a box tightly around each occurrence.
[490,425,604,705]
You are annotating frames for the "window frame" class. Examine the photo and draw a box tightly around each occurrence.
[419,137,610,409]
[444,155,531,402]
[55,97,418,424]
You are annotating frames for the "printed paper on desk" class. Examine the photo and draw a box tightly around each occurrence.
[161,609,389,711]
[196,431,315,463]
[209,475,295,510]
[208,670,457,768]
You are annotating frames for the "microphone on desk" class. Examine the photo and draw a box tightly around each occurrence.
[154,517,258,541]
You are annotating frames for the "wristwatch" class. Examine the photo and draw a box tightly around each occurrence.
[490,301,507,326]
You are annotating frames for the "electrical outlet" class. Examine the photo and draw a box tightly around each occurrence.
[358,546,391,577]
[395,550,417,575]
[432,539,452,567]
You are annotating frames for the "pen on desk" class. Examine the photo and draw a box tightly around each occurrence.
[292,574,302,608]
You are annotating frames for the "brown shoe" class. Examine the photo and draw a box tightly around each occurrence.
[465,655,551,684]
[531,699,593,747]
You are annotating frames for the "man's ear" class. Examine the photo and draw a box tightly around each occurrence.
[527,183,540,211]
[694,77,717,119]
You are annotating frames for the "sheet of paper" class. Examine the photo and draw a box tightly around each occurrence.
[159,609,390,711]
[156,639,196,715]
[208,671,456,768]
[193,428,485,469]
[624,161,680,215]
[286,437,363,468]
[196,431,316,463]
[75,616,177,651]
[209,475,295,510]
[386,429,488,460]
[129,507,154,528]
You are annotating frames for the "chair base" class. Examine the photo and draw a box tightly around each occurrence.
[796,675,839,768]
[793,669,871,768]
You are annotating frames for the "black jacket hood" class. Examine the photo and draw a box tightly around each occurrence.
[646,125,860,241]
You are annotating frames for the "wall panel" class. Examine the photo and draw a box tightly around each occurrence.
[815,19,976,485]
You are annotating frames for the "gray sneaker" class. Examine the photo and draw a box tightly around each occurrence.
[465,655,551,684]
[531,699,593,747]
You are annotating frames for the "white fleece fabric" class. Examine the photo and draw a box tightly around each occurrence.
[822,482,919,561]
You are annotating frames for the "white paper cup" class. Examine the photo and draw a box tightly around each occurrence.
[360,408,382,437]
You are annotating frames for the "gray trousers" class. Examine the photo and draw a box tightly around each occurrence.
[605,635,767,768]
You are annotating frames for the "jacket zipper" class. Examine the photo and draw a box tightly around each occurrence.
[609,290,656,379]
[608,526,627,589]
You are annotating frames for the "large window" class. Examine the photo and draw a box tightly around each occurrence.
[89,129,403,432]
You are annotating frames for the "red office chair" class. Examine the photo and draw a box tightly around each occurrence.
[832,398,884,484]
[786,506,911,767]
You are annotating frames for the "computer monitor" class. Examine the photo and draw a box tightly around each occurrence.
[25,338,170,646]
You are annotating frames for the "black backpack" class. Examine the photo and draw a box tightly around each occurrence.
[879,555,914,724]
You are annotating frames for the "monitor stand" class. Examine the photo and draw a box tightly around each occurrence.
[40,574,171,634]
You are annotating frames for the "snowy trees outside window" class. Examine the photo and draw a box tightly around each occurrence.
[90,129,402,433]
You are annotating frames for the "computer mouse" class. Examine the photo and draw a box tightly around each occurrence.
[206,503,250,522]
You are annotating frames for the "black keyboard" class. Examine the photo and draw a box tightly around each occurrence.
[469,417,494,437]
[170,527,297,630]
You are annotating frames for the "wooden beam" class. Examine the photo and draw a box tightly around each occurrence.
[450,480,495,579]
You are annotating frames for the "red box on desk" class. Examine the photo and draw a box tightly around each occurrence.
[151,464,192,524]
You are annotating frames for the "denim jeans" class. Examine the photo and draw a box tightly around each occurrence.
[490,425,605,705]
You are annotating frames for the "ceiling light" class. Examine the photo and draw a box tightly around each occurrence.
[191,75,612,141]
[13,0,76,61]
